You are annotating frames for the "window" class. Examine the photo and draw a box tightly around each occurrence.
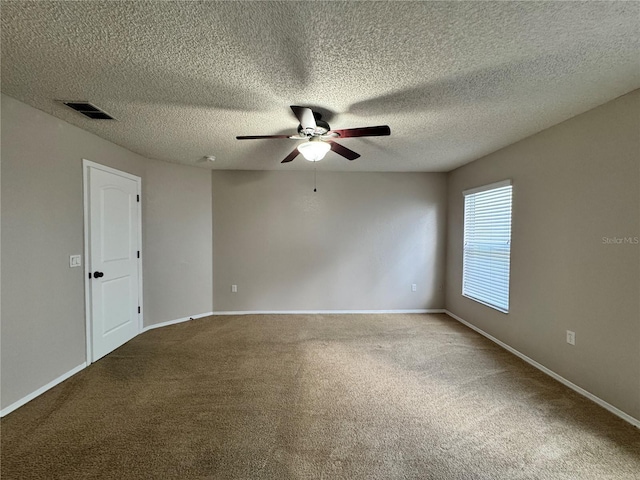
[462,180,513,313]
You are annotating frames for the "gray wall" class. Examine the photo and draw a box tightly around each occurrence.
[212,171,447,311]
[446,90,640,420]
[144,161,213,324]
[1,94,213,410]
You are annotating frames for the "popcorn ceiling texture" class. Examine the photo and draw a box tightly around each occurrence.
[1,1,638,172]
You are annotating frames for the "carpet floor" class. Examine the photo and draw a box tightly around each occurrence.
[2,313,639,479]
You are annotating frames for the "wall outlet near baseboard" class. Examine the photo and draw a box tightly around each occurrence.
[566,330,576,345]
[231,284,237,293]
[411,283,417,292]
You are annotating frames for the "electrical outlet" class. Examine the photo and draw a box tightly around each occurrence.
[231,284,237,293]
[411,283,417,292]
[566,330,575,345]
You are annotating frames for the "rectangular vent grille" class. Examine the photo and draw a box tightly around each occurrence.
[60,101,115,120]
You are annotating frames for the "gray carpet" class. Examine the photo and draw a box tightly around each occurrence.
[2,313,639,479]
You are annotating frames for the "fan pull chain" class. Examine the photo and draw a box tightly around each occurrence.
[314,163,317,192]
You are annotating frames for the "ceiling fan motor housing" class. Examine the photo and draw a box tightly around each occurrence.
[298,118,330,137]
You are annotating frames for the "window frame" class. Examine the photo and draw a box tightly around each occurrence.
[462,179,513,314]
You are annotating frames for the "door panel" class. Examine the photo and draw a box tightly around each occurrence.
[101,276,132,334]
[88,166,140,362]
[101,187,132,262]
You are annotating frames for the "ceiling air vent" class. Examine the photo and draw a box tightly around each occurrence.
[60,101,115,120]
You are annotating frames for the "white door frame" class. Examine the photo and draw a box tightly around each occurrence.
[83,159,143,364]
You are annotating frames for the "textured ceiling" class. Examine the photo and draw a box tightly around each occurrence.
[1,1,638,172]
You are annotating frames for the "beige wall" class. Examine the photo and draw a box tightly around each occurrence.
[144,161,213,324]
[445,90,640,420]
[1,94,213,410]
[212,171,447,311]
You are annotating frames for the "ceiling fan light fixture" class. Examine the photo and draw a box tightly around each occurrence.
[237,106,390,163]
[297,139,331,161]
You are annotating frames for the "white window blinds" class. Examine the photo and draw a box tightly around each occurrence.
[463,180,513,313]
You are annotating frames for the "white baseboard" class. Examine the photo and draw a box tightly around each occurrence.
[1,362,87,418]
[444,310,640,429]
[212,309,445,315]
[142,311,214,332]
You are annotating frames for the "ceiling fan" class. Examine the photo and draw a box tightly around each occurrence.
[236,106,391,163]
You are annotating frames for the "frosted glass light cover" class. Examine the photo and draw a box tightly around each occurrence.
[298,141,331,161]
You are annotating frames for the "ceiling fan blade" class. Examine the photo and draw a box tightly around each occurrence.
[236,134,293,140]
[329,125,391,138]
[290,106,317,131]
[329,141,361,161]
[281,147,300,163]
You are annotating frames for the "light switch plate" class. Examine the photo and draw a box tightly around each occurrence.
[566,330,575,345]
[70,255,82,267]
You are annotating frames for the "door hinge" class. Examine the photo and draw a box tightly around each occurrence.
[138,306,141,314]
[137,250,140,258]
[137,194,140,202]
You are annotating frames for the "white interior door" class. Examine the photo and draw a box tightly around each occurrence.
[85,162,141,362]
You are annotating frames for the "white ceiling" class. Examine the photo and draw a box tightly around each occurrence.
[1,1,638,172]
